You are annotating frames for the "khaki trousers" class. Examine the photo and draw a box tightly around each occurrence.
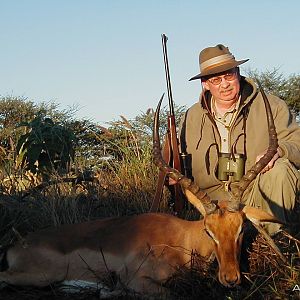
[241,158,300,235]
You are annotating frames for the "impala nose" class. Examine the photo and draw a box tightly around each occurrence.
[224,274,239,287]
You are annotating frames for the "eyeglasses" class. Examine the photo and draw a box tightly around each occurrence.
[207,71,237,85]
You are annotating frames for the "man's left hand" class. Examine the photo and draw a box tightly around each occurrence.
[255,148,281,174]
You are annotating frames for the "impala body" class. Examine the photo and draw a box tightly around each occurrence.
[1,213,213,292]
[0,203,278,293]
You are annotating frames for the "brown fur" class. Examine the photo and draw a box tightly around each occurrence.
[0,206,279,293]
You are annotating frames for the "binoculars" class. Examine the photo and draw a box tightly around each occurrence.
[217,153,245,182]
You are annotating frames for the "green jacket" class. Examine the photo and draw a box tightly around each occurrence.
[179,77,300,200]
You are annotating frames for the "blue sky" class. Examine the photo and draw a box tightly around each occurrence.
[0,1,299,125]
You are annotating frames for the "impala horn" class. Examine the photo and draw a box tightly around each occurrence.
[229,83,287,263]
[228,81,278,211]
[152,94,217,215]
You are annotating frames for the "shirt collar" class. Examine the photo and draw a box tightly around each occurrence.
[212,96,241,118]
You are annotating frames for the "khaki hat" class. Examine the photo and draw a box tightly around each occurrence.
[189,44,249,81]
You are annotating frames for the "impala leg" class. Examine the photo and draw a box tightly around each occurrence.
[0,270,62,287]
[123,272,168,296]
[119,248,175,294]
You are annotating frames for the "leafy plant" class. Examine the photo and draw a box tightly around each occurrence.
[16,116,76,177]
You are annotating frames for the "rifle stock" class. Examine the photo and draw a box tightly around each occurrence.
[151,34,185,213]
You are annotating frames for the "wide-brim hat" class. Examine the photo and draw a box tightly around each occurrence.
[189,44,249,81]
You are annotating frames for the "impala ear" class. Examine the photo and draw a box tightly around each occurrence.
[184,189,207,216]
[242,205,284,225]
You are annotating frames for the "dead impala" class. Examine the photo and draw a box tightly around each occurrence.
[0,86,284,294]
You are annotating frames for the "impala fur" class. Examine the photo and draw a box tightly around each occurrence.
[0,85,282,293]
[0,205,280,292]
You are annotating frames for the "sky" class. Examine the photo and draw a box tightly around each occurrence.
[0,1,299,126]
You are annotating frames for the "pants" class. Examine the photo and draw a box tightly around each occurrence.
[241,158,300,235]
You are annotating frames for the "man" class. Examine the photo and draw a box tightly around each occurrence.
[179,44,300,234]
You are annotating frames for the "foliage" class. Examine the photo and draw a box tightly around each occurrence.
[245,68,300,117]
[16,116,76,176]
[0,96,73,141]
[0,97,37,171]
[131,104,186,139]
[67,119,106,171]
[0,96,36,131]
[105,104,186,160]
[284,74,300,114]
[0,96,77,173]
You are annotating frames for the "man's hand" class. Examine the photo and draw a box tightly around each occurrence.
[255,147,281,174]
[168,177,177,186]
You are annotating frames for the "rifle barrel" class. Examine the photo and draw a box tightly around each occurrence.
[161,34,175,116]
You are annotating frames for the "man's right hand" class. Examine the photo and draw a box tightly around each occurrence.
[168,178,177,185]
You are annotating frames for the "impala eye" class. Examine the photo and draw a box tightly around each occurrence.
[205,229,218,243]
[238,226,245,237]
[204,229,211,237]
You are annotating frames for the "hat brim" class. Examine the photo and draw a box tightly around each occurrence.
[189,59,249,81]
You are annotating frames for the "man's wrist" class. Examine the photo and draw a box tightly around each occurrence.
[277,146,285,157]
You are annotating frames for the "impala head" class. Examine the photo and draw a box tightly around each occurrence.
[204,201,281,287]
[185,192,281,287]
[203,201,244,287]
[153,82,280,288]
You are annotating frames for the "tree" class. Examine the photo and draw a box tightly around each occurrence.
[102,104,186,163]
[245,68,300,120]
[0,96,37,154]
[283,74,300,115]
[67,119,107,170]
[0,96,76,154]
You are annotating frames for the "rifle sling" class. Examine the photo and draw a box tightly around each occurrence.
[180,109,189,154]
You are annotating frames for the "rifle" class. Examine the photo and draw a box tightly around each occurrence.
[150,34,185,214]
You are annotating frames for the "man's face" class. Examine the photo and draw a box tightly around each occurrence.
[202,68,240,102]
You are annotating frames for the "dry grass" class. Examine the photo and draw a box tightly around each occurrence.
[171,230,300,300]
[0,160,299,299]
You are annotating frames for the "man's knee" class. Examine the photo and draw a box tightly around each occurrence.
[262,158,299,184]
